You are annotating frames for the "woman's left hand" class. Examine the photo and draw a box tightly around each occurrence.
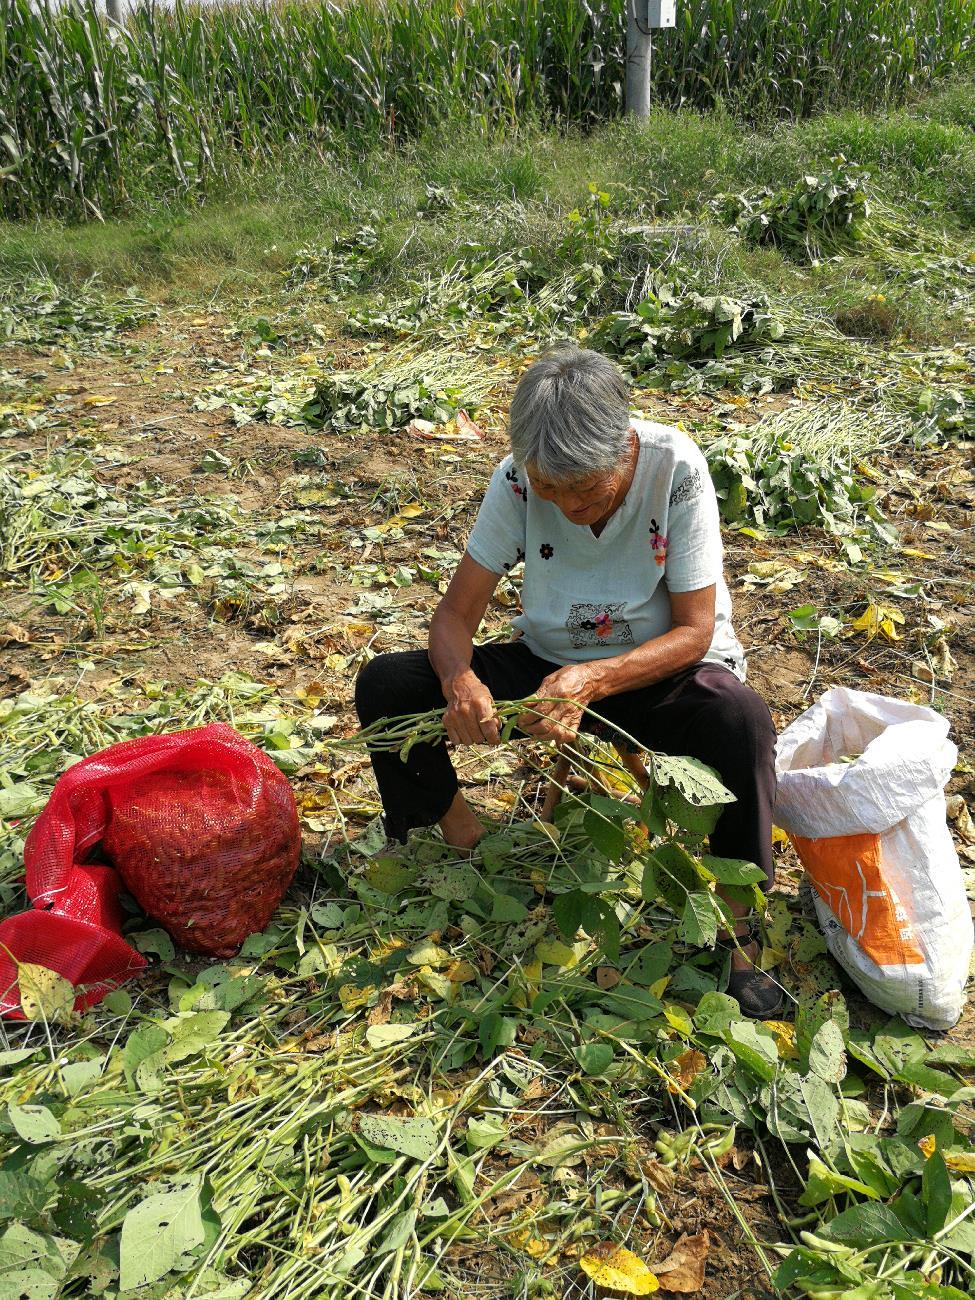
[518,663,602,745]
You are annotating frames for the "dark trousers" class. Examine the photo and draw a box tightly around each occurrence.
[354,642,777,888]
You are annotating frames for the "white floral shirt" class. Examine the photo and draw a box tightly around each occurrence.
[466,419,746,679]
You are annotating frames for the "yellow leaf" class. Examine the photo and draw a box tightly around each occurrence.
[902,547,936,560]
[19,963,75,1023]
[945,1151,975,1173]
[918,1134,937,1159]
[535,939,580,968]
[377,502,425,533]
[338,983,375,1012]
[764,1020,799,1060]
[83,394,116,407]
[649,975,671,999]
[849,603,904,642]
[771,825,789,846]
[506,1228,548,1259]
[407,940,450,968]
[446,959,477,984]
[579,1242,659,1294]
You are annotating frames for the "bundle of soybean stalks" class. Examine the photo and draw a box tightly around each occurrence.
[714,398,906,461]
[200,343,500,432]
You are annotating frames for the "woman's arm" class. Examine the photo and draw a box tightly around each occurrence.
[429,553,504,745]
[520,586,715,743]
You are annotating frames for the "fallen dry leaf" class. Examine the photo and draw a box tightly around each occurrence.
[640,1158,676,1195]
[596,965,622,990]
[366,988,393,1026]
[0,621,32,647]
[668,1049,707,1091]
[654,1231,710,1293]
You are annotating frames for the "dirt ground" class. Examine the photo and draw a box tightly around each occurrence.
[2,308,974,1295]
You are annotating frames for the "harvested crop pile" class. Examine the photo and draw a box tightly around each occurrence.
[25,722,301,959]
[103,765,299,956]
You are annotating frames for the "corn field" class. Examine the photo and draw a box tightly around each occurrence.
[2,0,975,220]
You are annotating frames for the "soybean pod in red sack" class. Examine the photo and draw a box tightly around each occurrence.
[1,723,301,1018]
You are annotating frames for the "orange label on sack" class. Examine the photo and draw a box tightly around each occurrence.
[790,831,925,968]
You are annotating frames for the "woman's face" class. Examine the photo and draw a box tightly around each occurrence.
[526,431,637,527]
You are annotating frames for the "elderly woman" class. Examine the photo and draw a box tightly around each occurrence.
[355,349,780,1017]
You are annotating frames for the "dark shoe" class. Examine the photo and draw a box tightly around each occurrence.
[727,954,786,1019]
[717,921,786,1019]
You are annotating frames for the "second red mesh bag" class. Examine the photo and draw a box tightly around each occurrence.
[25,723,301,958]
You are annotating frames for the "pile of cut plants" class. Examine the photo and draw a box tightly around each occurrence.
[2,713,974,1300]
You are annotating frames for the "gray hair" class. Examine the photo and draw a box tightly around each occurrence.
[508,347,631,482]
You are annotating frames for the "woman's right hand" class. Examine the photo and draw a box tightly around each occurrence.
[442,670,500,745]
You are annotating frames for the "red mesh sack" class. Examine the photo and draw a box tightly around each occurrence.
[25,723,301,958]
[0,907,146,1019]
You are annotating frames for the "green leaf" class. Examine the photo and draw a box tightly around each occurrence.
[600,986,664,1020]
[922,1151,952,1236]
[658,782,722,834]
[679,892,717,947]
[121,1023,169,1084]
[800,1153,880,1207]
[638,786,666,837]
[694,991,740,1036]
[724,1021,779,1082]
[0,1223,79,1281]
[357,1114,439,1161]
[61,1057,104,1097]
[0,1049,37,1070]
[0,1174,49,1227]
[118,1180,205,1291]
[0,1268,58,1299]
[0,783,44,819]
[626,942,672,986]
[423,864,479,902]
[7,1105,60,1145]
[895,1060,963,1096]
[131,928,176,961]
[465,1116,506,1152]
[808,1019,847,1083]
[375,1208,417,1256]
[365,855,416,895]
[801,1074,841,1154]
[821,1202,914,1247]
[310,900,345,928]
[651,755,734,806]
[366,1023,418,1050]
[583,808,626,860]
[552,890,584,939]
[573,1042,615,1076]
[490,892,529,923]
[699,856,766,886]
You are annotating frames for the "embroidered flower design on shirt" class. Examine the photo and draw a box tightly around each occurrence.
[539,543,554,560]
[669,467,703,508]
[648,518,668,566]
[505,467,527,500]
[566,602,634,649]
[502,546,526,573]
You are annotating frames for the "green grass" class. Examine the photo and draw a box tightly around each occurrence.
[3,87,974,352]
[4,0,975,220]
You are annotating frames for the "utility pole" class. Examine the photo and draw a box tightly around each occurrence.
[106,0,124,26]
[625,2,676,118]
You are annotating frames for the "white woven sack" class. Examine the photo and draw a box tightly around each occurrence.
[774,686,973,1030]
